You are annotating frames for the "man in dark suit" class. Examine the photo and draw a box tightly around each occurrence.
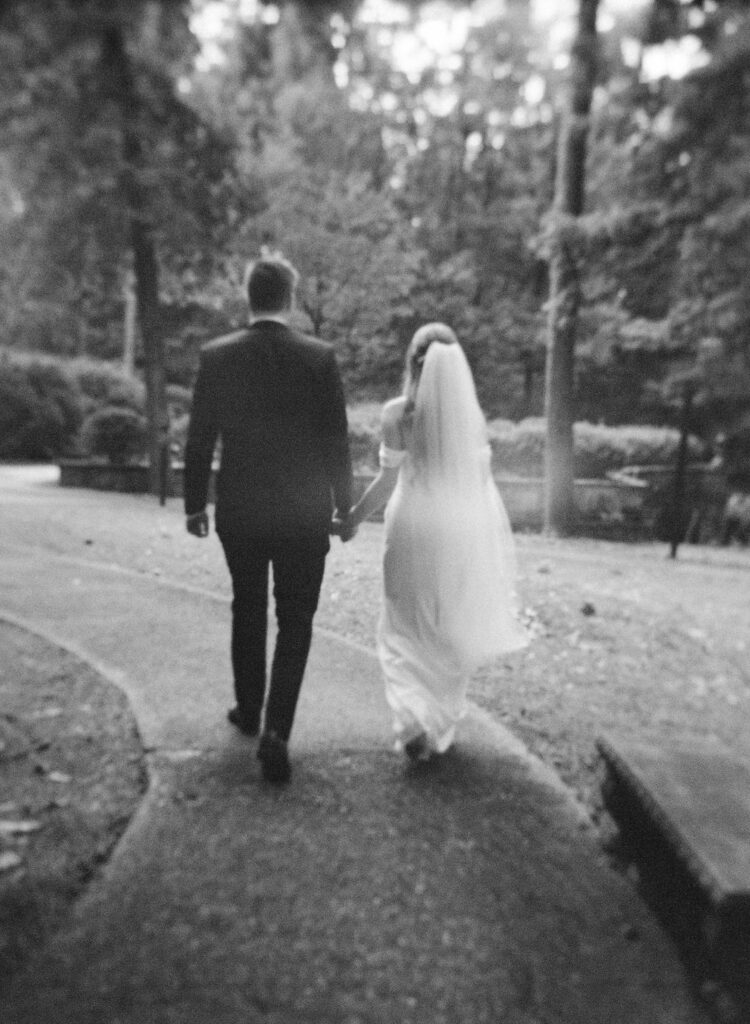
[184,257,354,782]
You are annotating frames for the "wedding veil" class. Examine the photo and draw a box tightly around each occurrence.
[410,340,487,491]
[403,337,525,665]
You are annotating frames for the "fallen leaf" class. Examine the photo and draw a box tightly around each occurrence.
[0,820,42,835]
[0,852,23,872]
[46,798,71,810]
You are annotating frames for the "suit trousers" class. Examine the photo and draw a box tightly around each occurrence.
[218,531,327,742]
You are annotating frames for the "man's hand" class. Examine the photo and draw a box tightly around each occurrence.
[186,511,209,538]
[339,516,358,542]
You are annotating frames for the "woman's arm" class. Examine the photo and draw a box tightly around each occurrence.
[348,402,405,528]
[349,465,400,528]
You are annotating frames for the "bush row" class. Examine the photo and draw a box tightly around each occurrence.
[0,349,190,461]
[485,418,706,479]
[347,409,705,477]
[1,349,705,476]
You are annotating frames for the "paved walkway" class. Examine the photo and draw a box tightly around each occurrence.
[0,468,708,1023]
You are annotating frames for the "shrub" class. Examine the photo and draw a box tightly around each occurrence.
[486,418,706,478]
[68,358,145,415]
[347,402,383,471]
[487,417,546,477]
[573,423,706,478]
[166,383,192,419]
[80,406,147,464]
[0,357,84,460]
[331,406,712,481]
[169,412,190,461]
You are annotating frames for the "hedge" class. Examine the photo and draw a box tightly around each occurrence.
[0,356,83,459]
[0,345,712,480]
[341,409,708,479]
[486,417,706,478]
[79,406,148,464]
[68,357,145,414]
[0,349,146,461]
[347,402,384,471]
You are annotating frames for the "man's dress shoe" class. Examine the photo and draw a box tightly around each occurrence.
[228,707,259,736]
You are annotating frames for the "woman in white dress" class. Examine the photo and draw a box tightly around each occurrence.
[348,323,527,762]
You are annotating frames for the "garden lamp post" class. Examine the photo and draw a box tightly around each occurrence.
[668,377,696,559]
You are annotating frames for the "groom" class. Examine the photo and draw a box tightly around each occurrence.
[183,256,354,782]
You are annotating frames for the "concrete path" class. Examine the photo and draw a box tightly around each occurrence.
[0,467,708,1023]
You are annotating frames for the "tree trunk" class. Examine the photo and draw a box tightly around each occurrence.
[543,0,600,535]
[122,269,137,375]
[132,214,170,499]
[274,2,337,82]
[103,25,169,498]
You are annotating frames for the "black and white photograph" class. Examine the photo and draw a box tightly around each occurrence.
[1,0,749,1020]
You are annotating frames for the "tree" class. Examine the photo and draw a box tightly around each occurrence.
[101,23,169,496]
[0,0,241,494]
[543,0,601,535]
[575,0,750,437]
[190,2,421,395]
[247,166,422,392]
[333,0,557,412]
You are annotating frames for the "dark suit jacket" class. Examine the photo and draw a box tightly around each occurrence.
[184,321,353,548]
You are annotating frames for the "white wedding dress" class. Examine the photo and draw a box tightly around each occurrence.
[377,344,527,755]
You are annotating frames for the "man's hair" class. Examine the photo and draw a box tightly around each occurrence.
[245,257,299,314]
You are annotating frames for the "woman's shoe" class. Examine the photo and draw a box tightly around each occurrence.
[404,733,431,763]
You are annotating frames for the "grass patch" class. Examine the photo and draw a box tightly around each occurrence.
[0,622,146,986]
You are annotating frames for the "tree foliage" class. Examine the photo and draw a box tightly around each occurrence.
[0,0,241,358]
[580,0,750,439]
[0,0,749,451]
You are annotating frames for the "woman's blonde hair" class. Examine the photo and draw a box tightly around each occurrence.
[403,322,458,402]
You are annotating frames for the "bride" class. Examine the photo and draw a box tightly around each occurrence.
[347,323,527,762]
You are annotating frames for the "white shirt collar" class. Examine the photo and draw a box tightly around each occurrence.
[249,313,288,326]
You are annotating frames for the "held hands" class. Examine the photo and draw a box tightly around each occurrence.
[330,511,358,543]
[186,511,209,538]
